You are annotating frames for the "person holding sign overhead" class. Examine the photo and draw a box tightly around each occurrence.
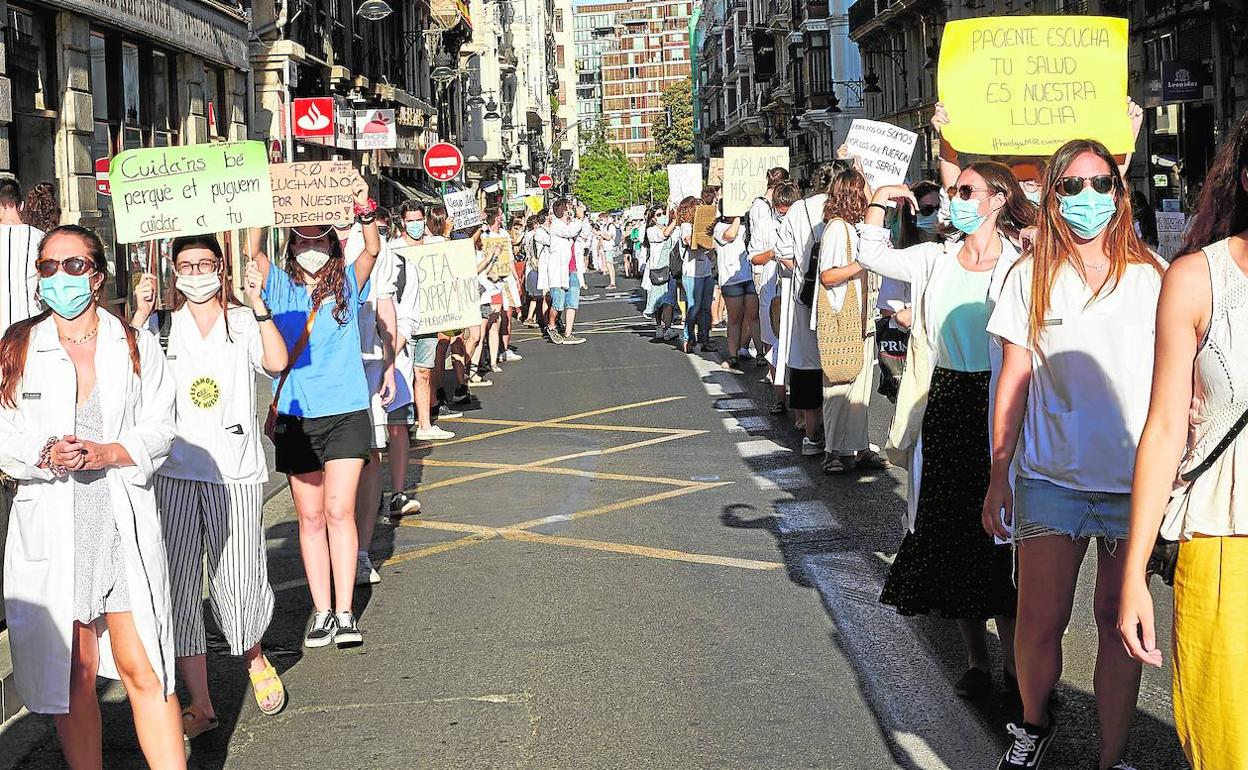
[131,234,291,736]
[983,139,1162,770]
[0,224,183,769]
[864,162,1034,703]
[245,174,380,650]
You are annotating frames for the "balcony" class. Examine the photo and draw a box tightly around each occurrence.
[767,0,791,29]
[847,0,890,36]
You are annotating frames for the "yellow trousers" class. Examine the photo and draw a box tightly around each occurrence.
[1173,536,1248,769]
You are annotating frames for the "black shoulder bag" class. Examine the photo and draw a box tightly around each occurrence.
[1147,405,1248,585]
[796,201,823,307]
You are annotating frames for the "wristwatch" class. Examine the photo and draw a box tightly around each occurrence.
[253,308,273,323]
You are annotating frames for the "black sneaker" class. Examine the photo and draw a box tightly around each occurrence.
[999,718,1056,769]
[388,492,422,518]
[303,611,337,648]
[452,385,472,405]
[334,611,363,648]
[955,666,992,699]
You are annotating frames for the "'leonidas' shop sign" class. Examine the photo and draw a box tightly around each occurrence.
[57,0,249,69]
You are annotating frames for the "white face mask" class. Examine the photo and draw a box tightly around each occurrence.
[296,248,331,276]
[175,272,220,303]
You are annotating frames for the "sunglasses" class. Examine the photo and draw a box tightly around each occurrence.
[1056,175,1116,197]
[917,203,939,216]
[36,256,95,278]
[947,185,995,201]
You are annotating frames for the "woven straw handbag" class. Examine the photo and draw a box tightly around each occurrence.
[816,220,867,386]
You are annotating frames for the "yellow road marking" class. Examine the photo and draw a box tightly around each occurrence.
[426,395,686,447]
[500,530,783,571]
[416,457,703,487]
[382,534,496,565]
[442,416,678,435]
[509,481,732,530]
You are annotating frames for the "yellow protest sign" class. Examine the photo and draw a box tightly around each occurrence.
[524,195,544,214]
[392,239,482,336]
[722,147,789,216]
[109,141,275,243]
[937,16,1132,156]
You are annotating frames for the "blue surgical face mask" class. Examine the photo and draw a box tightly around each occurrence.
[916,211,940,233]
[949,196,991,235]
[406,221,426,240]
[657,215,668,226]
[1025,189,1042,205]
[1059,186,1117,239]
[40,273,94,320]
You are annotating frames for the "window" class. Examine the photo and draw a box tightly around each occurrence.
[90,32,110,122]
[555,9,563,31]
[205,66,227,138]
[631,125,643,139]
[7,6,57,112]
[122,42,141,127]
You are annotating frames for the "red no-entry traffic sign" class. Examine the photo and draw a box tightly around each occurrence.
[538,174,554,190]
[424,142,464,182]
[95,157,111,196]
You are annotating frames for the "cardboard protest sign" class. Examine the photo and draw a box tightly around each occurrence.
[707,157,725,187]
[109,141,274,243]
[937,16,1132,155]
[482,234,515,281]
[722,146,790,216]
[443,189,483,231]
[692,205,718,250]
[269,160,359,227]
[667,163,703,206]
[622,205,645,222]
[1155,211,1187,262]
[844,120,918,189]
[393,240,482,335]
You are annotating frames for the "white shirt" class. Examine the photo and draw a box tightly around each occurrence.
[987,259,1164,493]
[877,277,911,314]
[776,195,827,370]
[157,305,270,485]
[679,222,713,279]
[0,223,42,336]
[342,226,397,361]
[713,222,750,286]
[746,197,779,266]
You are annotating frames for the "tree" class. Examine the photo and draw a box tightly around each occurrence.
[652,76,695,166]
[573,131,634,212]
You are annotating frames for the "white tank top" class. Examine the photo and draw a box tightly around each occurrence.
[1162,237,1248,539]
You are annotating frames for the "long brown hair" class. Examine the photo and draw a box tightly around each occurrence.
[426,205,450,238]
[965,160,1036,242]
[284,230,350,324]
[21,182,60,233]
[1025,139,1160,349]
[675,196,697,225]
[1181,109,1248,254]
[823,167,868,224]
[0,225,140,408]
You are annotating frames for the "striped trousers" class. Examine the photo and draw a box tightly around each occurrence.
[155,477,274,657]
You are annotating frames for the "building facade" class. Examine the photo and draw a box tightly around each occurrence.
[696,0,862,184]
[552,0,579,177]
[600,0,693,163]
[573,2,629,150]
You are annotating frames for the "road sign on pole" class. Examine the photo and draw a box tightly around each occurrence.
[538,174,554,190]
[95,157,111,196]
[424,142,464,182]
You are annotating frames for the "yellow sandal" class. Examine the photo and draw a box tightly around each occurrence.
[249,660,287,716]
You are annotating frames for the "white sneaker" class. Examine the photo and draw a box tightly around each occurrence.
[502,349,523,362]
[355,554,381,586]
[415,425,456,441]
[801,437,825,456]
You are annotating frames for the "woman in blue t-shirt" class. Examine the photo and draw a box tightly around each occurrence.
[247,177,380,650]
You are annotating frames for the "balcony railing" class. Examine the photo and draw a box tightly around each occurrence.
[847,0,890,36]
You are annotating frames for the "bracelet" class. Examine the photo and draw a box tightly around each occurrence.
[38,436,68,478]
[868,203,889,213]
[357,212,376,225]
[253,310,273,323]
[354,197,378,217]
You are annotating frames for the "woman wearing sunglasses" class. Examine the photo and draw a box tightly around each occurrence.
[984,140,1163,770]
[131,234,290,737]
[863,162,1034,702]
[1119,111,1248,769]
[0,225,184,767]
[245,176,380,649]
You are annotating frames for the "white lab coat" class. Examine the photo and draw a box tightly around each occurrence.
[1,309,177,714]
[542,217,589,290]
[857,224,1020,532]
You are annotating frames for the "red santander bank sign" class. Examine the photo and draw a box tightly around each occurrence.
[292,98,335,139]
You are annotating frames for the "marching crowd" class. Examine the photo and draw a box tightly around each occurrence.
[0,100,1246,770]
[608,103,1248,770]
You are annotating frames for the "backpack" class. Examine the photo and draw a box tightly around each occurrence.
[741,196,767,256]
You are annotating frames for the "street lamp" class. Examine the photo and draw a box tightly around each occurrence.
[484,96,501,121]
[357,0,393,21]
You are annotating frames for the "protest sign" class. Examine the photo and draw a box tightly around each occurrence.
[269,160,359,227]
[844,120,918,189]
[482,234,515,281]
[1156,211,1187,262]
[692,205,718,250]
[393,240,482,335]
[708,158,725,187]
[722,146,790,216]
[937,16,1132,155]
[667,163,703,205]
[443,189,483,231]
[524,195,544,213]
[109,141,274,243]
[622,205,645,222]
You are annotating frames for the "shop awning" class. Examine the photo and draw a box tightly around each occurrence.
[382,175,441,205]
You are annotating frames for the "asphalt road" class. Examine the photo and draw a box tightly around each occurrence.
[1,271,1186,770]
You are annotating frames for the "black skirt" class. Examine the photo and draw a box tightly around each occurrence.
[879,367,1018,620]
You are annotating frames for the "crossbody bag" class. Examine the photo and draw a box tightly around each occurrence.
[263,306,319,441]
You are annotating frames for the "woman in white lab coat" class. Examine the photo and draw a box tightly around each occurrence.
[0,224,183,767]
